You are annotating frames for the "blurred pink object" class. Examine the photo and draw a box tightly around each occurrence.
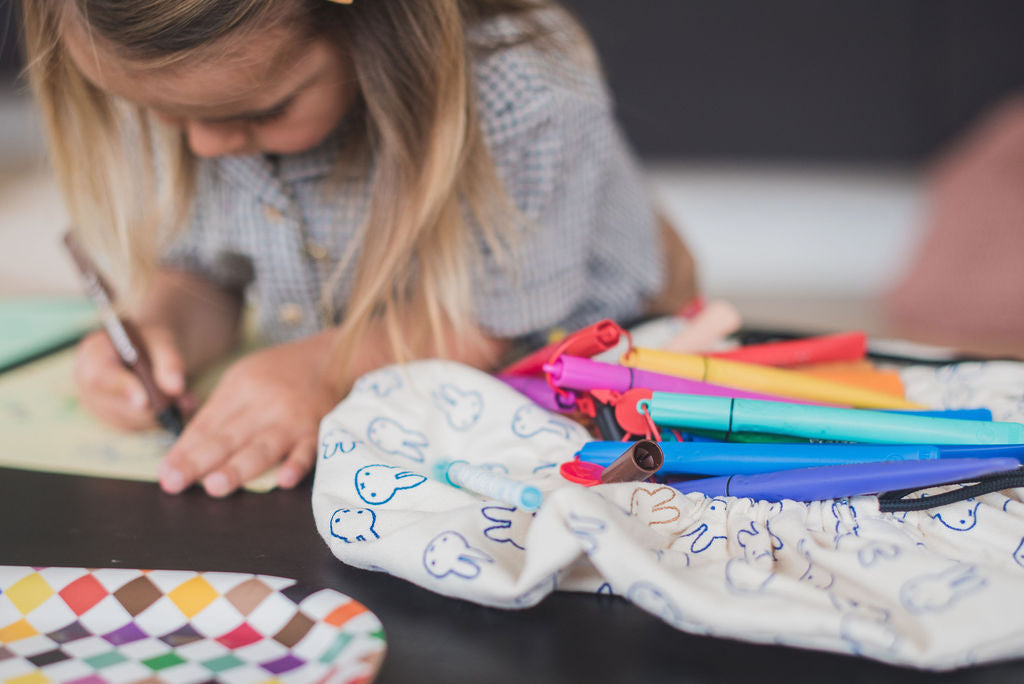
[885,96,1024,353]
[662,299,742,352]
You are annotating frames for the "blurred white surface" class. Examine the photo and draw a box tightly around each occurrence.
[649,163,926,300]
[0,171,74,296]
[0,89,75,295]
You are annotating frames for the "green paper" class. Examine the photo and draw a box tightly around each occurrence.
[0,296,98,373]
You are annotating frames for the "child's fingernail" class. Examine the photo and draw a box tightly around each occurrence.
[278,467,300,488]
[165,373,184,394]
[161,468,186,494]
[204,472,231,497]
[130,390,148,408]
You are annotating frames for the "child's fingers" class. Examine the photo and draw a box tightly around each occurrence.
[146,334,187,396]
[277,437,317,489]
[202,432,292,497]
[79,392,159,431]
[159,411,248,494]
[73,334,149,407]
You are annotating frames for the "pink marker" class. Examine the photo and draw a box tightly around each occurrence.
[543,355,840,407]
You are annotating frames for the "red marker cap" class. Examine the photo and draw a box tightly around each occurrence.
[613,388,654,436]
[559,460,604,486]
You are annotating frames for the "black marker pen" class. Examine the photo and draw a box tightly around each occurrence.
[63,232,183,436]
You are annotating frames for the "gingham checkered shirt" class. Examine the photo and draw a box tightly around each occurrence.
[163,17,664,346]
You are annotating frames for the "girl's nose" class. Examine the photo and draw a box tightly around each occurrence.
[184,121,251,158]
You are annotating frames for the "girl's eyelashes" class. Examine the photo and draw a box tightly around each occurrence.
[242,95,300,125]
[245,106,290,125]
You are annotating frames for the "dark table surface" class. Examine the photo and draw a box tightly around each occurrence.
[1,467,1021,683]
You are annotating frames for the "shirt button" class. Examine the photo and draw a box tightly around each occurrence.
[277,302,304,326]
[263,204,284,222]
[305,240,329,261]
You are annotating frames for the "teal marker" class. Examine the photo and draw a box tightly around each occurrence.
[641,393,1024,445]
[433,460,543,511]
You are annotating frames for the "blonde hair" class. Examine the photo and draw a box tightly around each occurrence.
[22,0,591,374]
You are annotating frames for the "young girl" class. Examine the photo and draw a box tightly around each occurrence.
[24,0,696,497]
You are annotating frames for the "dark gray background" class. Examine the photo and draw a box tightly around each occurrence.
[3,1,1024,161]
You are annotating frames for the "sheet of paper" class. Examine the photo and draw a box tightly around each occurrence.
[0,348,277,492]
[0,296,98,372]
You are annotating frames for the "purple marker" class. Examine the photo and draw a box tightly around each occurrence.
[543,355,834,406]
[499,374,575,413]
[668,457,1020,502]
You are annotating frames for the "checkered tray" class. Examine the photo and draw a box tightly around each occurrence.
[0,567,385,684]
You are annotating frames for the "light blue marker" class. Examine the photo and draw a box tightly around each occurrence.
[433,460,543,511]
[642,393,1024,445]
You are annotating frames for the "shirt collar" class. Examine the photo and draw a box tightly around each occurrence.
[213,121,347,207]
[276,123,345,183]
[216,154,290,210]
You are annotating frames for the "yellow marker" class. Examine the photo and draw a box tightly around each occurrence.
[802,368,905,398]
[621,347,924,410]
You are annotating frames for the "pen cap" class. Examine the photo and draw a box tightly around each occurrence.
[543,355,633,393]
[600,440,664,483]
[614,388,654,436]
[501,319,623,376]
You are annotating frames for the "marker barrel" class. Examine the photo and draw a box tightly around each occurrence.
[623,347,922,409]
[500,374,574,413]
[889,408,993,421]
[445,461,543,511]
[668,457,1021,502]
[645,393,1024,445]
[577,441,940,476]
[708,331,867,366]
[545,355,827,405]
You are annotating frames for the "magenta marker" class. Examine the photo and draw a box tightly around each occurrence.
[543,355,835,406]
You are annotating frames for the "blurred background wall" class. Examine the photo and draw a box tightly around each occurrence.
[2,1,1023,330]
[566,0,1024,162]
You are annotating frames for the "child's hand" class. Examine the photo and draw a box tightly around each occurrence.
[158,332,340,497]
[73,325,193,430]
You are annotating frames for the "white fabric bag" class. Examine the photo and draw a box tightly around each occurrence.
[312,360,1024,670]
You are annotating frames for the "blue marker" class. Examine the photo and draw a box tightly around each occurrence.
[577,441,1024,476]
[642,393,1024,445]
[577,441,941,476]
[668,457,1020,502]
[433,460,542,511]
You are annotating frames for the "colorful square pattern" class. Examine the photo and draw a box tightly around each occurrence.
[0,568,385,684]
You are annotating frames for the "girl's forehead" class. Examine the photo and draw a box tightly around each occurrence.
[62,19,325,117]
